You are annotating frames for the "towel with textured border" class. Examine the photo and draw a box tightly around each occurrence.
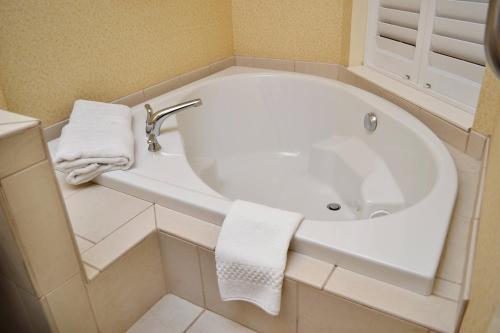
[55,100,134,185]
[215,200,303,315]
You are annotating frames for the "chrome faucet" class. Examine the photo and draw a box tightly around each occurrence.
[144,98,202,152]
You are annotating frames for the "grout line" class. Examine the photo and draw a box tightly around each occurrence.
[183,309,206,333]
[82,260,101,272]
[75,233,96,245]
[156,231,171,294]
[88,203,153,245]
[196,247,208,307]
[43,272,80,298]
[472,138,489,220]
[295,280,300,333]
[81,271,103,332]
[153,204,159,230]
[82,229,156,273]
[464,130,471,153]
[320,265,336,290]
[436,275,462,285]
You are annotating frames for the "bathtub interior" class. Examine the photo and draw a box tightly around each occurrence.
[175,73,438,221]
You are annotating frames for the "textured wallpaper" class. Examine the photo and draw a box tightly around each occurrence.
[0,0,497,132]
[0,0,233,125]
[0,83,6,110]
[232,0,352,65]
[473,68,500,135]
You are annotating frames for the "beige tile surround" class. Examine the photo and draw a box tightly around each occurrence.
[42,60,484,331]
[0,111,99,332]
[48,135,482,332]
[86,233,166,333]
[1,55,487,332]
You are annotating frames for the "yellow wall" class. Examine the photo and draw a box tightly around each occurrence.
[232,0,353,65]
[0,0,233,126]
[0,0,497,133]
[461,70,500,332]
[0,83,7,110]
[473,69,500,135]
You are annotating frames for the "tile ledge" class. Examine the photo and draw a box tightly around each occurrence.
[325,267,459,333]
[82,227,156,272]
[155,204,221,250]
[0,121,40,140]
[284,252,335,290]
[348,66,473,131]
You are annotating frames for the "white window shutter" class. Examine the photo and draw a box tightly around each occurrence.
[364,0,490,114]
[365,0,425,83]
[419,0,489,112]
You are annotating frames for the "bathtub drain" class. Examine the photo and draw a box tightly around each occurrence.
[327,203,341,211]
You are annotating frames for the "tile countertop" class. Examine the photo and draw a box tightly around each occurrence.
[0,109,39,139]
[48,138,483,333]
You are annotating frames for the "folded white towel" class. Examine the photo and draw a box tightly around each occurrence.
[215,200,303,315]
[55,100,134,185]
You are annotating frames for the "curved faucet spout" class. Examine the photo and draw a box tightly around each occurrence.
[145,98,202,137]
[144,98,202,152]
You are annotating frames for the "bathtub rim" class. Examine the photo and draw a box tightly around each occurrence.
[95,66,458,295]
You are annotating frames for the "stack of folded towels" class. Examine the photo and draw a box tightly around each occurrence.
[55,99,134,185]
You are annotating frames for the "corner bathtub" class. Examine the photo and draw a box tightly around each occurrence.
[97,67,457,295]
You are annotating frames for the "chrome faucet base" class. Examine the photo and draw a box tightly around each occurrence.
[147,133,162,152]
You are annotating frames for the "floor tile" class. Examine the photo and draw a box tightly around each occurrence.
[128,294,203,333]
[64,185,151,242]
[127,312,166,333]
[188,311,257,333]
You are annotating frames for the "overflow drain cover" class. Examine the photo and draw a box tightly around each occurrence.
[327,203,341,211]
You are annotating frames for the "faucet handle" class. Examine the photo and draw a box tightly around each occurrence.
[145,104,154,134]
[145,104,154,121]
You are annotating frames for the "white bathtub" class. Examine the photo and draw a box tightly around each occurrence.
[97,67,457,295]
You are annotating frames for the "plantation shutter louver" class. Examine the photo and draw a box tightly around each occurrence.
[366,0,424,82]
[421,0,489,110]
[365,0,490,114]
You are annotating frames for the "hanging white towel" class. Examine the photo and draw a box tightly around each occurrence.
[55,100,134,185]
[215,200,303,316]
